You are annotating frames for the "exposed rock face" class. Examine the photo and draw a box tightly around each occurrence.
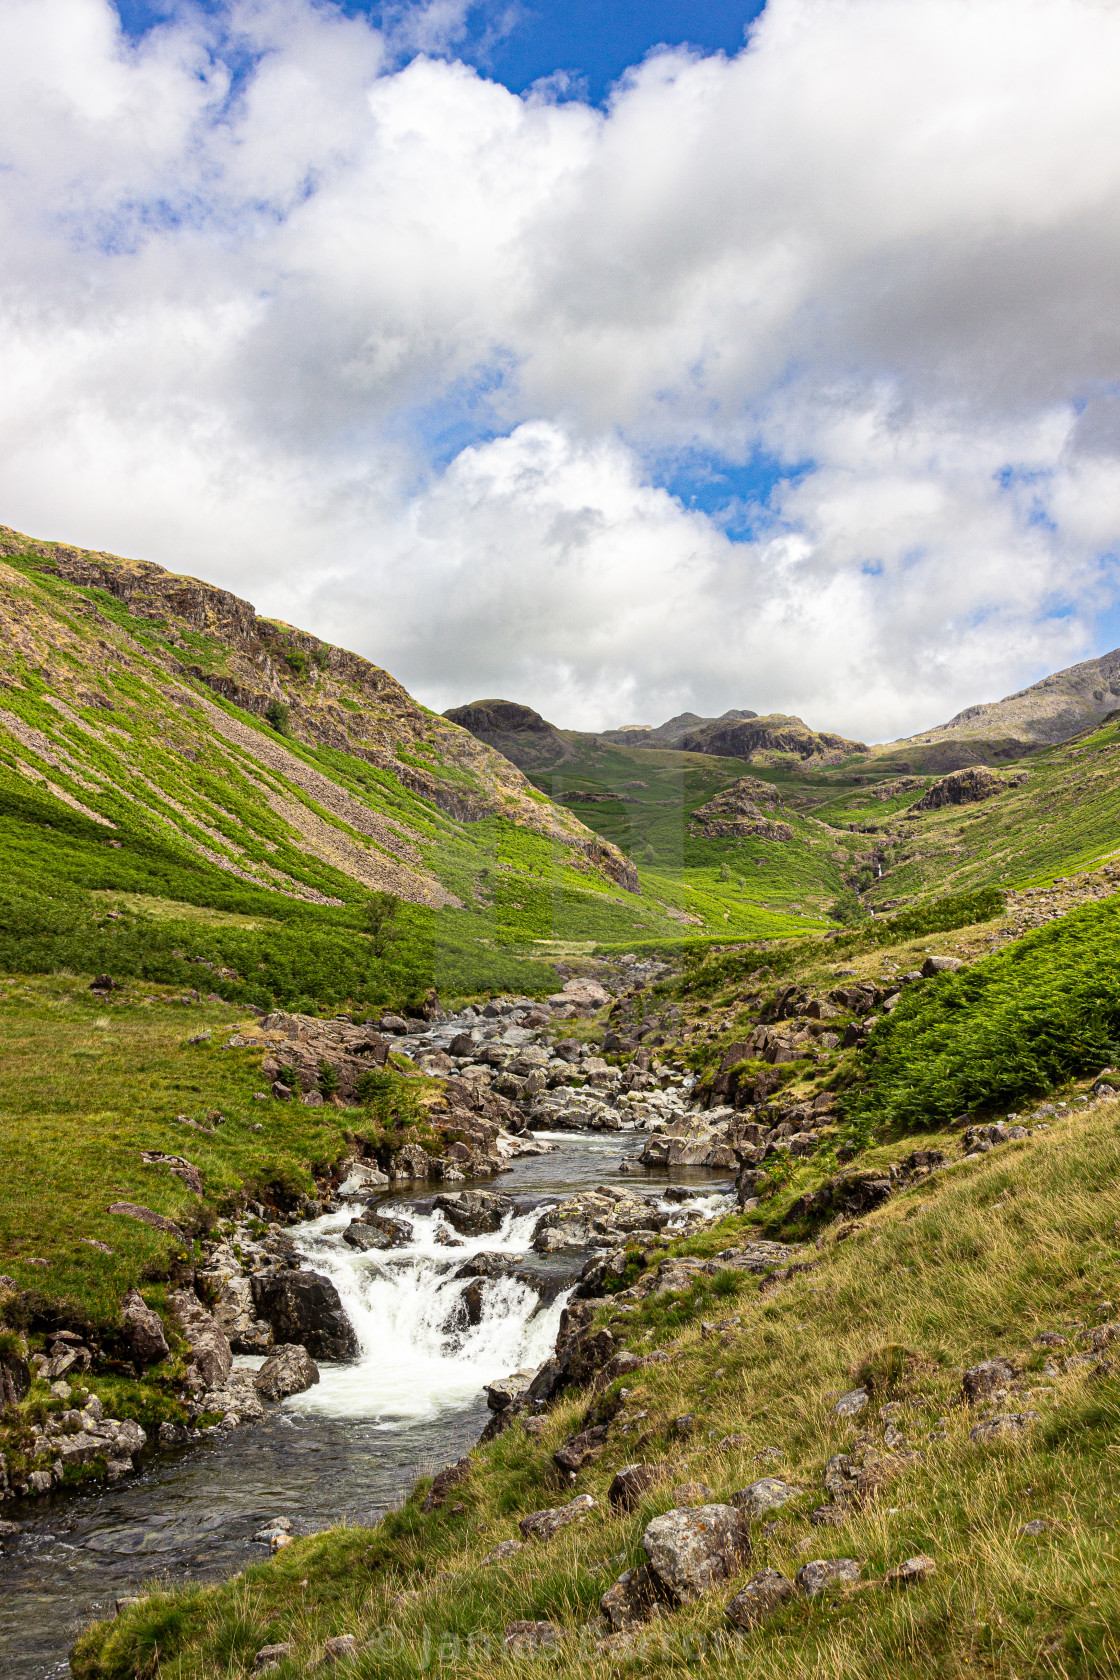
[253,1344,320,1401]
[678,713,868,765]
[119,1290,170,1368]
[909,766,1025,811]
[169,1289,233,1392]
[250,1271,359,1361]
[641,1505,751,1604]
[688,776,794,842]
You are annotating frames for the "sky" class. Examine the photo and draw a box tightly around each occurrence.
[2,0,1120,741]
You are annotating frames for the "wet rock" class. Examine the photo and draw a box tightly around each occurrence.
[969,1411,1039,1443]
[608,1463,669,1511]
[795,1557,860,1596]
[254,1344,320,1401]
[883,1554,936,1588]
[201,1371,266,1424]
[434,1191,512,1236]
[253,1517,293,1543]
[251,1271,359,1361]
[730,1478,802,1519]
[519,1493,597,1541]
[119,1290,170,1368]
[159,1422,190,1445]
[356,1210,414,1245]
[726,1569,795,1628]
[455,1251,525,1283]
[642,1505,751,1604]
[504,1621,560,1653]
[484,1368,538,1411]
[170,1289,234,1392]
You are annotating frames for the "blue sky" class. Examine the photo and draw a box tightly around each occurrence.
[114,1,767,104]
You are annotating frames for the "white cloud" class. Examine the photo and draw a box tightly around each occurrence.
[1,0,1119,739]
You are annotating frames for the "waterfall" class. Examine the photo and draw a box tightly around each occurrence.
[283,1203,569,1425]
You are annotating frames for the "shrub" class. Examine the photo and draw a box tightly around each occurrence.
[264,699,290,734]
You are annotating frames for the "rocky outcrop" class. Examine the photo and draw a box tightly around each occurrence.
[689,777,794,841]
[119,1290,170,1368]
[169,1290,233,1393]
[909,766,1025,812]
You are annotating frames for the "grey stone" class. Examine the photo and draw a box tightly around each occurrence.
[519,1493,597,1542]
[883,1554,936,1588]
[323,1634,358,1661]
[503,1621,560,1652]
[832,1387,870,1418]
[481,1538,525,1565]
[726,1569,795,1628]
[254,1344,320,1401]
[120,1289,170,1367]
[600,1565,661,1631]
[170,1289,233,1392]
[254,1644,292,1670]
[796,1557,861,1596]
[969,1411,1039,1444]
[641,1505,751,1604]
[731,1478,802,1519]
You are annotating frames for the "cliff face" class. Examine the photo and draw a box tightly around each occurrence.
[0,527,639,902]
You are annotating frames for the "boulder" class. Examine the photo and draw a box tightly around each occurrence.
[921,955,964,977]
[119,1290,170,1368]
[519,1493,597,1542]
[725,1569,795,1628]
[641,1505,751,1604]
[730,1478,802,1519]
[484,1368,538,1411]
[434,1191,512,1236]
[795,1558,860,1596]
[422,1458,471,1513]
[553,1426,608,1475]
[250,1271,359,1361]
[169,1289,233,1392]
[323,1634,358,1662]
[253,1344,320,1401]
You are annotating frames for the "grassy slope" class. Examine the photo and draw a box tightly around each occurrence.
[0,547,818,997]
[74,1094,1120,1679]
[0,976,432,1319]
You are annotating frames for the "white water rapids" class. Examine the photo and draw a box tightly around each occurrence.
[281,1202,569,1424]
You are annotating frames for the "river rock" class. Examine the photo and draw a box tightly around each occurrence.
[206,1276,274,1355]
[201,1371,266,1425]
[434,1191,512,1236]
[454,1252,525,1282]
[484,1369,538,1411]
[254,1344,320,1401]
[725,1569,795,1628]
[119,1289,170,1368]
[519,1493,597,1542]
[641,1505,751,1604]
[170,1289,234,1392]
[343,1224,394,1252]
[250,1271,359,1361]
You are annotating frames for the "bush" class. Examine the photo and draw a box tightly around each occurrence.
[264,699,290,734]
[828,889,870,925]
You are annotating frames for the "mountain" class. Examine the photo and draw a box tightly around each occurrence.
[0,525,716,1009]
[878,645,1120,767]
[600,707,759,748]
[442,698,575,775]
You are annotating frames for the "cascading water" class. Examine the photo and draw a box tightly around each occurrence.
[286,1203,569,1422]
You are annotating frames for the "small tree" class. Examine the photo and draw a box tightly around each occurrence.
[827,888,871,926]
[265,699,290,734]
[365,891,402,958]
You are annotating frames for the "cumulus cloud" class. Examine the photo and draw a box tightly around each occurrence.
[1,0,1119,738]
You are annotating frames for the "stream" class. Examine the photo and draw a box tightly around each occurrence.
[0,1132,734,1679]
